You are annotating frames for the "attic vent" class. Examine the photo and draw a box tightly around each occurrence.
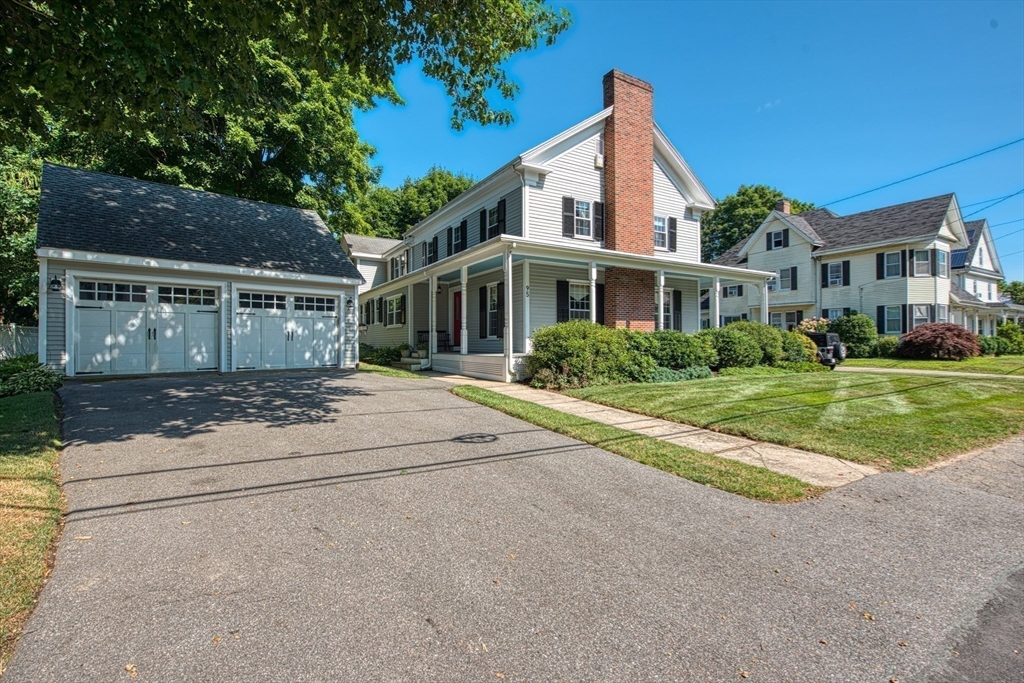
[594,154,604,168]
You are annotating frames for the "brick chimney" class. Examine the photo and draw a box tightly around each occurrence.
[602,70,657,330]
[776,199,791,214]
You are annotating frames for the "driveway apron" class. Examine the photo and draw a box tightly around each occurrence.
[5,371,1023,682]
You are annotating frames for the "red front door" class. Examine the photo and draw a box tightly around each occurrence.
[453,291,462,347]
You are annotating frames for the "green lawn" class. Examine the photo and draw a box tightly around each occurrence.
[567,373,1024,470]
[357,362,429,380]
[451,385,823,503]
[0,392,62,673]
[843,355,1024,376]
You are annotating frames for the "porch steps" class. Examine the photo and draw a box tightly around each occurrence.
[392,357,430,372]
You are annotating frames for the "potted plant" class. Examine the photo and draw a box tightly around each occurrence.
[399,343,411,359]
[417,342,428,357]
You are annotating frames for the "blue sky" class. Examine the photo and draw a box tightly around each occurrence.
[354,1,1024,280]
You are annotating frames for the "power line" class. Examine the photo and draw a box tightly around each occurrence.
[993,226,1024,241]
[819,137,1024,208]
[961,194,1023,209]
[962,188,1024,219]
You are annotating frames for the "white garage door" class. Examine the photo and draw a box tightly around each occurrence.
[233,291,339,370]
[74,280,220,375]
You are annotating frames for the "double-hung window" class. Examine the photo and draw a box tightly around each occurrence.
[913,250,930,276]
[772,311,798,330]
[662,290,673,330]
[988,282,993,300]
[488,208,500,240]
[770,312,783,329]
[912,304,930,328]
[568,283,590,320]
[575,200,592,237]
[725,285,740,298]
[769,230,785,249]
[426,239,436,265]
[386,295,402,326]
[884,251,901,278]
[884,305,902,334]
[391,254,406,280]
[779,268,792,291]
[827,262,844,287]
[936,250,948,278]
[654,216,667,249]
[936,304,948,323]
[825,308,844,321]
[487,284,500,336]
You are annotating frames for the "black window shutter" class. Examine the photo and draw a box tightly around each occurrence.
[842,260,851,287]
[900,249,908,277]
[479,209,487,243]
[737,284,744,297]
[782,229,790,248]
[496,283,504,338]
[446,227,453,257]
[562,197,575,237]
[405,249,410,272]
[431,235,438,264]
[421,242,427,268]
[796,310,804,323]
[790,266,798,290]
[766,233,773,251]
[459,220,468,251]
[479,286,487,338]
[821,263,829,288]
[668,217,678,252]
[929,304,936,323]
[876,306,885,334]
[741,313,748,320]
[594,201,605,240]
[400,294,406,325]
[556,281,569,322]
[821,309,828,320]
[907,249,915,276]
[843,307,851,317]
[930,249,937,276]
[672,290,682,329]
[497,198,506,235]
[722,286,728,298]
[596,283,605,325]
[901,304,908,334]
[876,253,885,280]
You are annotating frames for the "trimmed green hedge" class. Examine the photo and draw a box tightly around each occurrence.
[0,355,63,398]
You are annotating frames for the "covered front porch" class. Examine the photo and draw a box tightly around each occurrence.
[363,234,772,382]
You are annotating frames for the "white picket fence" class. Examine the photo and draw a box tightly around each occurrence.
[0,324,38,360]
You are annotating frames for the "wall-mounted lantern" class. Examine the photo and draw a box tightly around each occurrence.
[48,276,63,293]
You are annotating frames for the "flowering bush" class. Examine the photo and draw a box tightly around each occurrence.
[797,317,830,333]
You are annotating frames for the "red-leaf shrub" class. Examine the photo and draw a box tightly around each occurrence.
[895,323,980,360]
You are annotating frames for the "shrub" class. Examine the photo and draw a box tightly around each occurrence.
[648,365,713,383]
[618,328,660,359]
[0,353,40,382]
[724,321,784,365]
[797,317,830,333]
[648,330,718,369]
[0,363,64,398]
[875,335,900,358]
[781,331,818,363]
[996,322,1024,355]
[828,313,878,358]
[775,361,829,373]
[359,344,401,366]
[895,323,980,360]
[697,328,762,368]
[527,320,654,388]
[979,336,1014,356]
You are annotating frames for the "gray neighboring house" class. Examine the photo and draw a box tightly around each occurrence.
[36,164,363,377]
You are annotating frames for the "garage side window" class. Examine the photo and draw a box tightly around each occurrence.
[294,296,336,312]
[238,292,284,310]
[160,287,217,306]
[79,280,146,303]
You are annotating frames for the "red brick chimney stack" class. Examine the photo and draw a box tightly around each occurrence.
[602,70,657,330]
[776,199,791,214]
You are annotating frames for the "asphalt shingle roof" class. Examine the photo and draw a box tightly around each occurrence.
[343,234,403,257]
[951,220,985,270]
[36,164,362,281]
[950,281,982,305]
[714,194,955,267]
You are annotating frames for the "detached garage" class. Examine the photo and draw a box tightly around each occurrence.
[36,164,363,377]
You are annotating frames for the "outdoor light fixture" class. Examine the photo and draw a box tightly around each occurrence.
[48,276,63,293]
[436,284,442,295]
[345,298,354,310]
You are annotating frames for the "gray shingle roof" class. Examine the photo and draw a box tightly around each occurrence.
[36,164,362,281]
[343,234,403,257]
[950,281,982,305]
[951,220,985,270]
[714,194,955,266]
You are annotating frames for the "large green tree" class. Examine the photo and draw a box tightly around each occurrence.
[0,143,47,324]
[1,0,571,142]
[701,185,815,262]
[999,280,1024,305]
[337,167,476,238]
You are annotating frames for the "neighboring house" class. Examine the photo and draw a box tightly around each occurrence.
[355,70,772,381]
[949,219,1023,335]
[712,195,1023,335]
[341,234,404,294]
[36,164,363,377]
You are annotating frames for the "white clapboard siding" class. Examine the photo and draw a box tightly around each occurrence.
[528,132,605,245]
[653,154,700,262]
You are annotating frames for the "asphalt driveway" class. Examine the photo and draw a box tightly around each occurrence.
[6,371,1023,682]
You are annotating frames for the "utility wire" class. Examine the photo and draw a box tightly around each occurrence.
[820,137,1024,208]
[962,188,1024,219]
[993,226,1024,241]
[961,194,1023,209]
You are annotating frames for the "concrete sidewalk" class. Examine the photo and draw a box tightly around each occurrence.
[429,373,878,488]
[837,365,1024,380]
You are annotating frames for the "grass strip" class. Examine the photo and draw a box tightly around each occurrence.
[842,356,1024,376]
[451,385,823,503]
[0,392,62,673]
[357,362,429,379]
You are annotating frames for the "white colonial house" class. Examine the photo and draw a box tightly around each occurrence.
[713,195,1023,335]
[352,70,773,381]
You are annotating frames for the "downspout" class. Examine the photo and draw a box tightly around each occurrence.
[505,244,516,381]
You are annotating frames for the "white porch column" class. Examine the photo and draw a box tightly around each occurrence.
[408,284,414,349]
[973,311,979,334]
[429,275,437,355]
[523,260,532,351]
[460,265,468,355]
[761,282,770,323]
[504,248,514,381]
[711,277,721,328]
[656,270,665,331]
[589,261,598,324]
[352,288,359,358]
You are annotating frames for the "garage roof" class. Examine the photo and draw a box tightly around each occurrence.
[37,164,362,281]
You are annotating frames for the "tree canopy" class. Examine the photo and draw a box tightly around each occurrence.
[998,280,1024,305]
[1,0,571,142]
[701,185,815,262]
